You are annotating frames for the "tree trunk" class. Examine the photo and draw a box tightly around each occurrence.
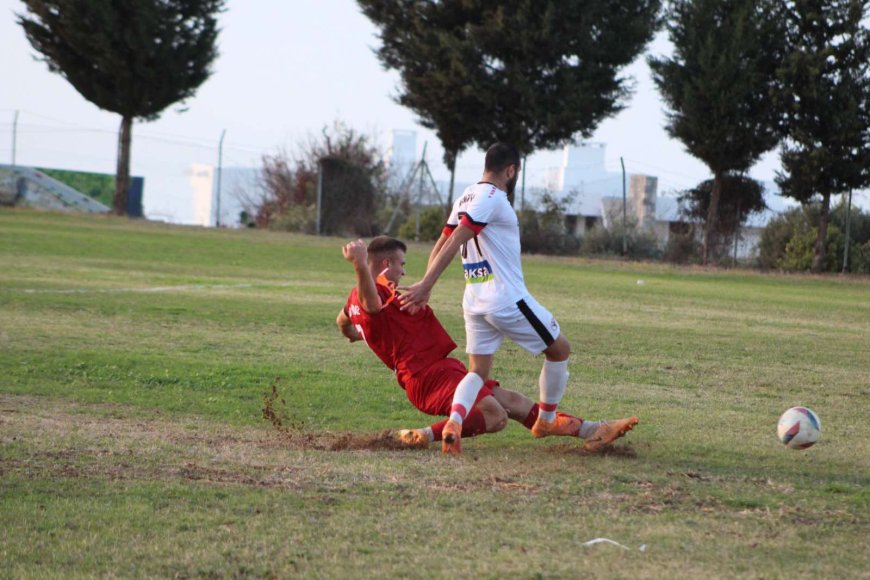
[446,151,456,214]
[520,154,527,210]
[113,115,133,216]
[702,171,723,265]
[811,192,831,273]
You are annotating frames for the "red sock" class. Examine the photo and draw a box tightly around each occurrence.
[461,409,487,437]
[522,404,540,429]
[431,420,446,441]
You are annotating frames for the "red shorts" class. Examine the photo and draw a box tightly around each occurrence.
[401,358,498,417]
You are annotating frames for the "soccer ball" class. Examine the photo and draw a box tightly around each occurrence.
[777,407,821,449]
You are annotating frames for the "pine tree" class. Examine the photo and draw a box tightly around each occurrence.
[359,1,484,207]
[18,0,224,215]
[467,1,661,156]
[649,0,786,264]
[774,0,870,273]
[359,0,661,207]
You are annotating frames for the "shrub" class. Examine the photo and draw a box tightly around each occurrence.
[517,191,581,255]
[759,202,870,273]
[266,204,316,234]
[580,220,661,260]
[398,206,446,241]
[663,230,702,264]
[255,120,393,235]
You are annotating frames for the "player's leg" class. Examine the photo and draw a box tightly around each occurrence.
[491,385,581,436]
[398,410,492,449]
[439,315,502,454]
[485,297,579,437]
[398,358,497,453]
[532,333,576,436]
[474,394,508,433]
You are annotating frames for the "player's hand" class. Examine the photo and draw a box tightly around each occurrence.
[342,239,367,267]
[398,280,431,312]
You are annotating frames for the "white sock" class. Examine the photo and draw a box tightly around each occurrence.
[538,359,569,422]
[449,372,484,424]
[422,426,434,442]
[578,420,600,439]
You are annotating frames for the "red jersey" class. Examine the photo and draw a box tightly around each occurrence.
[344,283,457,387]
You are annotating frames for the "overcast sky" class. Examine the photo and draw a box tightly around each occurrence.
[1,0,867,222]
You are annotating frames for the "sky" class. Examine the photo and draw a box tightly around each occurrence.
[1,0,867,223]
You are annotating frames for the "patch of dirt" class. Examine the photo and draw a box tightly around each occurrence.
[2,388,646,496]
[261,380,407,451]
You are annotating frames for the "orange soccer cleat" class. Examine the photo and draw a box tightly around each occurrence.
[581,417,639,453]
[531,413,582,438]
[441,419,462,455]
[397,429,430,449]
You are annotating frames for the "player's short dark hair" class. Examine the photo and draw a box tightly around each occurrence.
[367,236,407,263]
[484,142,521,172]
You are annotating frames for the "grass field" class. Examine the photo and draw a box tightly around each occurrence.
[1,208,868,578]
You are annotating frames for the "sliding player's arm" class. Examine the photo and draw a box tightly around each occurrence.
[342,239,382,314]
[336,308,362,342]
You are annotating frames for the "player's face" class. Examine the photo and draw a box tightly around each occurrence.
[382,251,406,284]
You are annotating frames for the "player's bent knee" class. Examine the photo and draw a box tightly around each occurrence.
[479,398,508,432]
[544,335,571,361]
[487,410,508,433]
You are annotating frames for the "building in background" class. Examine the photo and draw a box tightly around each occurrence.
[189,163,264,227]
[386,129,417,182]
[545,143,659,237]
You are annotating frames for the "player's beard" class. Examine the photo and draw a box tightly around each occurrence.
[506,172,518,197]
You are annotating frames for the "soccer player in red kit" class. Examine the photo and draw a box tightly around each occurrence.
[337,236,587,453]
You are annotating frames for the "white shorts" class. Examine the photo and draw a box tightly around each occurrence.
[464,295,560,356]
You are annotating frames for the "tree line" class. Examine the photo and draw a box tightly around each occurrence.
[16,0,870,272]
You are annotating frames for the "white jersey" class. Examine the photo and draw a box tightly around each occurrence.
[445,182,528,314]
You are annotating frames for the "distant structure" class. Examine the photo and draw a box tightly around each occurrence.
[546,143,660,237]
[385,129,418,191]
[543,143,778,259]
[189,163,263,227]
[0,163,122,215]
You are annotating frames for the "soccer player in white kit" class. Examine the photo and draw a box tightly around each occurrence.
[400,142,638,455]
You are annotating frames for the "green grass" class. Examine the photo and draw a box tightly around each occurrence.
[1,208,868,578]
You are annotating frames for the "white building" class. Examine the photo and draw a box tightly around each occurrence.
[544,142,777,259]
[386,130,418,189]
[190,163,263,227]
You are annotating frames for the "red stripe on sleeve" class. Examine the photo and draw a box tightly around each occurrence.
[442,223,457,237]
[459,214,486,235]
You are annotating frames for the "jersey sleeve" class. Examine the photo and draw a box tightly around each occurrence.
[442,202,461,237]
[459,188,499,234]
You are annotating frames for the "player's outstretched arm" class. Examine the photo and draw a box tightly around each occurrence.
[400,224,475,311]
[336,308,362,342]
[342,239,382,314]
[427,232,450,270]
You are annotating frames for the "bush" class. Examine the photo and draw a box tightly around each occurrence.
[759,202,870,273]
[580,221,661,260]
[518,210,581,255]
[516,190,581,255]
[398,206,446,241]
[266,204,316,234]
[255,120,393,235]
[663,231,702,264]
